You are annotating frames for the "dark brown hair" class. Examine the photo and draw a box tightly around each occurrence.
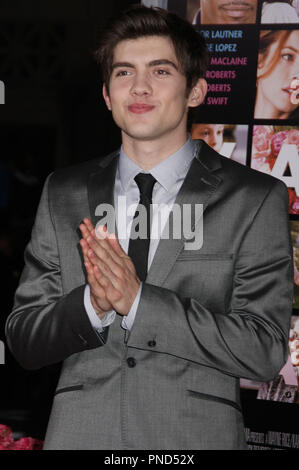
[94,4,208,96]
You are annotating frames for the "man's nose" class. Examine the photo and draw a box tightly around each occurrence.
[130,73,152,96]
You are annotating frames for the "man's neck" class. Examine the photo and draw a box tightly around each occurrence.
[121,131,189,171]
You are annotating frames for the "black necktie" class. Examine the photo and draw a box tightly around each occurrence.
[128,173,156,282]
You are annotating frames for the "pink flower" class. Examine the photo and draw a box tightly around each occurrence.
[271,131,288,157]
[291,197,299,215]
[0,425,13,448]
[12,437,35,450]
[0,424,43,450]
[252,126,273,159]
[251,156,271,172]
[289,189,299,214]
[287,129,299,150]
[253,125,274,137]
[0,444,10,450]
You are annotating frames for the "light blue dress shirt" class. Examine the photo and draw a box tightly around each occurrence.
[84,137,196,332]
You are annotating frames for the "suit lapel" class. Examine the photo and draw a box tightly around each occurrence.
[146,141,223,287]
[87,151,119,234]
[87,142,223,288]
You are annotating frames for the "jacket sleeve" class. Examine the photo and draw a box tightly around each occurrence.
[126,179,294,382]
[5,174,105,370]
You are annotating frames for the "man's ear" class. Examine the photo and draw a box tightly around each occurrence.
[102,84,112,111]
[187,78,208,108]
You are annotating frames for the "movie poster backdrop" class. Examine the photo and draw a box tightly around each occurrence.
[143,0,299,450]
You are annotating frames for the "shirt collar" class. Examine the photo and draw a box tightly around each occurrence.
[118,137,196,192]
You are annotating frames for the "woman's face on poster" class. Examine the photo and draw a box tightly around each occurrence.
[257,31,299,118]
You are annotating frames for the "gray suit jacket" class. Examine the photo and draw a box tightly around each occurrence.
[6,140,293,450]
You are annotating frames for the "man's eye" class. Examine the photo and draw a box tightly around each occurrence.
[116,70,130,76]
[155,69,170,75]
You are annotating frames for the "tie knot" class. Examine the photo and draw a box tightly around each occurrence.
[134,173,156,201]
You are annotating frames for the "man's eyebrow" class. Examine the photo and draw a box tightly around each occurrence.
[111,59,179,70]
[112,62,135,70]
[148,59,178,70]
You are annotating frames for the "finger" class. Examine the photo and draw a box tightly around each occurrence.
[106,232,125,256]
[94,226,134,269]
[88,244,129,285]
[85,260,107,297]
[79,218,96,242]
[84,225,112,261]
[86,234,122,272]
[80,239,95,266]
[79,223,91,241]
[82,241,105,289]
[106,234,136,273]
[83,239,124,287]
[89,249,114,278]
[80,238,89,256]
[91,254,122,291]
[83,217,95,233]
[93,265,112,289]
[93,265,123,304]
[93,225,113,250]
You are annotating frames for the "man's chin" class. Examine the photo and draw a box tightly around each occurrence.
[122,126,162,142]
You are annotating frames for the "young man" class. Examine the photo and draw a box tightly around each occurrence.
[6,5,293,450]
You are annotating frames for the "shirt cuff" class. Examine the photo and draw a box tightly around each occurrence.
[121,283,143,331]
[84,284,116,332]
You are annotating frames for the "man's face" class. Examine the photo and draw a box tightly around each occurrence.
[201,0,257,24]
[103,36,205,145]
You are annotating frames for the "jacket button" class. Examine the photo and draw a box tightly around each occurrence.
[148,340,156,347]
[127,357,136,368]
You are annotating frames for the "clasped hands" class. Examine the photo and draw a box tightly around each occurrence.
[79,218,140,319]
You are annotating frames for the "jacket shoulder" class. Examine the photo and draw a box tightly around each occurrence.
[47,150,119,191]
[219,153,288,196]
[197,139,287,196]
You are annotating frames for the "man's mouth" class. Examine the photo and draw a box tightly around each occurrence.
[128,103,155,114]
[221,3,253,17]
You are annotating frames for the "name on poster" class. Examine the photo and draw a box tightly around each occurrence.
[200,29,248,107]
